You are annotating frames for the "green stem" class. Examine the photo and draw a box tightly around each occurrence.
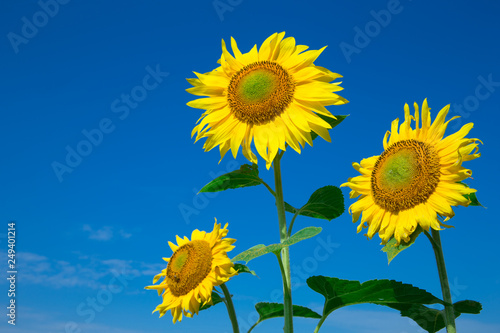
[273,153,293,333]
[247,322,259,333]
[313,315,327,333]
[287,211,300,238]
[221,283,240,333]
[423,230,440,250]
[429,229,457,333]
[260,178,277,197]
[275,252,293,331]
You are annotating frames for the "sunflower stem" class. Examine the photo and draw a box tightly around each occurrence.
[429,229,457,333]
[423,230,440,250]
[275,252,293,331]
[273,153,293,333]
[221,283,240,333]
[260,178,277,197]
[313,315,327,333]
[287,211,300,238]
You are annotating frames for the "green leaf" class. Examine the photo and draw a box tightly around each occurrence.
[232,244,267,264]
[233,263,258,277]
[382,225,423,264]
[287,186,344,221]
[249,303,321,332]
[389,303,446,333]
[199,291,224,311]
[453,300,482,314]
[255,302,321,321]
[307,276,443,319]
[283,226,322,246]
[199,164,262,193]
[232,226,322,264]
[311,115,348,141]
[388,300,482,333]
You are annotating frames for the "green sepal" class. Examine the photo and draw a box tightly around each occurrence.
[232,226,322,264]
[248,303,321,332]
[311,115,348,141]
[284,186,344,221]
[458,181,483,207]
[199,291,224,311]
[382,225,423,264]
[233,263,258,277]
[199,164,262,193]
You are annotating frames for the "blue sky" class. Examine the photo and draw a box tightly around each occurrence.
[1,0,499,332]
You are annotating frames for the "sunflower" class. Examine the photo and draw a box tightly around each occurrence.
[187,32,348,169]
[146,221,237,323]
[341,99,481,244]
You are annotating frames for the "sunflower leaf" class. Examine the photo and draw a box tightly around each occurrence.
[233,263,258,277]
[231,227,322,264]
[311,115,348,141]
[284,226,322,246]
[307,276,444,323]
[382,225,423,264]
[285,186,344,221]
[199,163,262,193]
[199,291,224,311]
[387,300,482,333]
[453,300,482,314]
[248,303,321,332]
[301,186,344,220]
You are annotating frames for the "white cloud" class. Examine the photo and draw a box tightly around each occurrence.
[1,309,162,333]
[83,224,114,240]
[119,229,132,239]
[0,252,164,290]
[82,224,132,241]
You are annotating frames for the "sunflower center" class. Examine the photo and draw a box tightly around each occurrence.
[371,139,440,213]
[166,240,213,297]
[238,69,276,102]
[227,61,295,125]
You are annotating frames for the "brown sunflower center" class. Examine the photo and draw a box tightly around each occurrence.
[227,61,295,125]
[371,139,440,213]
[166,240,213,297]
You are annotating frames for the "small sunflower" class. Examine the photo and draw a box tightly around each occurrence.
[146,221,237,323]
[342,99,481,244]
[187,32,348,169]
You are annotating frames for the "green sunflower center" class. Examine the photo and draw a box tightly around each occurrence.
[238,69,276,103]
[166,240,213,297]
[227,61,295,125]
[371,139,440,213]
[378,150,418,191]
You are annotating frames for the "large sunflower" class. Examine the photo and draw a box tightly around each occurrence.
[342,99,481,244]
[146,221,237,323]
[187,32,348,169]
